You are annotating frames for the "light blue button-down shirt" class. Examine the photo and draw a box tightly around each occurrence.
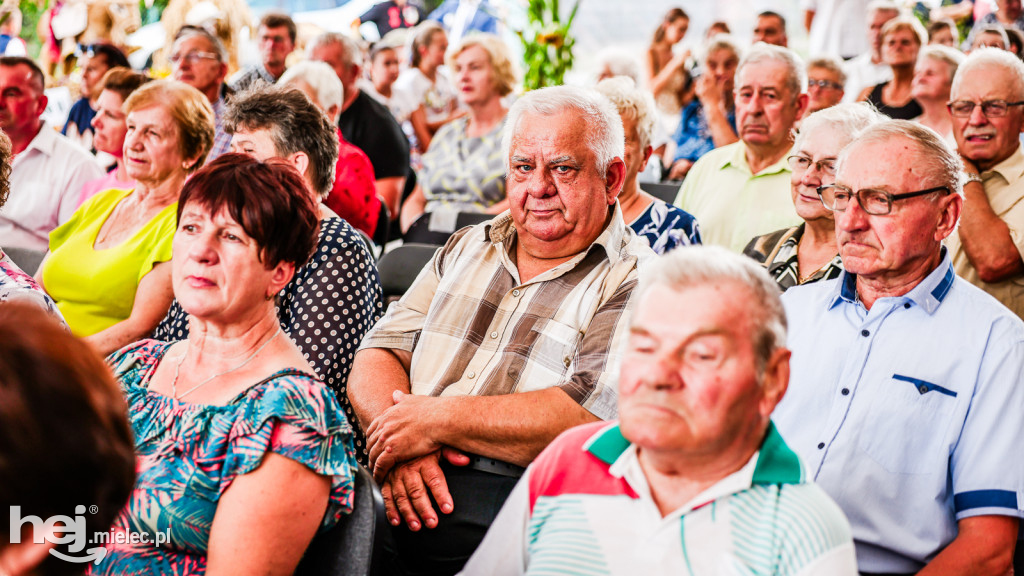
[774,250,1024,574]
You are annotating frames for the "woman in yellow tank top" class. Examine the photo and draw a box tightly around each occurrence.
[37,80,214,354]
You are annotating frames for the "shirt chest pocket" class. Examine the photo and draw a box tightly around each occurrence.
[858,374,958,475]
[514,320,582,375]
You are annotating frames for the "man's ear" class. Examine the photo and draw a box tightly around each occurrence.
[0,523,58,575]
[934,190,963,242]
[793,93,809,121]
[759,347,791,418]
[289,150,310,180]
[35,92,48,119]
[604,158,626,204]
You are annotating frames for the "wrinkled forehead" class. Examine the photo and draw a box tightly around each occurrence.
[836,135,926,187]
[736,60,791,92]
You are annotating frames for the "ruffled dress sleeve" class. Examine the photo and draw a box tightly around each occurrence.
[221,370,358,528]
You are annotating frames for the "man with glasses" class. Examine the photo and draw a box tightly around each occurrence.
[804,56,845,116]
[946,48,1024,318]
[170,26,231,162]
[774,120,1024,575]
[674,43,807,251]
[231,12,295,92]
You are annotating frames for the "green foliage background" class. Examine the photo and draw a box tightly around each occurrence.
[518,0,579,91]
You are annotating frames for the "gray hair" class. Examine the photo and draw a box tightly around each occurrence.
[307,31,361,69]
[918,44,966,81]
[795,102,884,152]
[594,47,642,84]
[503,85,625,175]
[703,33,743,65]
[867,0,902,18]
[736,43,807,98]
[953,47,1024,99]
[807,55,847,86]
[173,25,228,63]
[634,246,787,373]
[279,60,344,111]
[594,76,656,151]
[973,25,1010,49]
[837,120,964,199]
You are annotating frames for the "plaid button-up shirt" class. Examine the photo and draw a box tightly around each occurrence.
[360,206,653,419]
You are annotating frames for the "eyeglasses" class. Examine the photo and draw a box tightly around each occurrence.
[807,79,842,91]
[947,99,1024,118]
[816,184,950,215]
[169,51,220,65]
[787,155,837,176]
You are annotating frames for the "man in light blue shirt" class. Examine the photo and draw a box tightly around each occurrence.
[774,120,1024,575]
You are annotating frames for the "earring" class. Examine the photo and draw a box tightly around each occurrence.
[265,291,275,301]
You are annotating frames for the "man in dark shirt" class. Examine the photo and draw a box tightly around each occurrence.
[353,0,425,39]
[309,32,409,222]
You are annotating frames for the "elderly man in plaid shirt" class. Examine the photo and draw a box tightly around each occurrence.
[348,84,655,576]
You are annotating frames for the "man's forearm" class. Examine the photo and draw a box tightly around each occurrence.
[347,347,412,433]
[917,515,1017,576]
[432,387,600,466]
[957,180,1024,283]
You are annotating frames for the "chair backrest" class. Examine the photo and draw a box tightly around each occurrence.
[644,182,682,204]
[3,247,46,276]
[377,243,439,302]
[403,211,493,246]
[371,200,390,248]
[294,465,388,576]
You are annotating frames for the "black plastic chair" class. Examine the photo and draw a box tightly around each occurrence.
[402,211,493,246]
[644,182,682,204]
[3,246,46,276]
[295,465,388,576]
[371,200,390,249]
[376,243,439,302]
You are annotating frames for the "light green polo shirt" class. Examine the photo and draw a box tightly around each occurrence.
[674,142,801,252]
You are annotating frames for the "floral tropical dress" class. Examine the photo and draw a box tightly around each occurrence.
[91,340,357,575]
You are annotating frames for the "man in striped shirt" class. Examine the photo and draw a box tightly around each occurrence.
[461,247,857,575]
[348,85,655,575]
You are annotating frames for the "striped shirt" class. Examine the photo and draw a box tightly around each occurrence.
[460,421,858,576]
[359,207,652,417]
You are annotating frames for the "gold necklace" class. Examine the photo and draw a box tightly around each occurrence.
[170,327,282,400]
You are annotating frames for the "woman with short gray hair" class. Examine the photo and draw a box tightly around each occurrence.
[743,103,883,290]
[596,77,701,253]
[911,44,964,142]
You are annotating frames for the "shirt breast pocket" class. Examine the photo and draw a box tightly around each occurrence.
[858,374,957,475]
[523,320,582,375]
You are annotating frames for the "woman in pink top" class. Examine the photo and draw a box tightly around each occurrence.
[77,67,152,207]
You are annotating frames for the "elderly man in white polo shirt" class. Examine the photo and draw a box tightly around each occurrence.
[0,56,103,252]
[461,246,857,575]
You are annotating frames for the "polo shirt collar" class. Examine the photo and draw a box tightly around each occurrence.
[585,421,804,487]
[829,247,955,314]
[720,141,792,177]
[485,203,632,265]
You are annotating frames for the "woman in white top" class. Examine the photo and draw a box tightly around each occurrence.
[393,21,462,153]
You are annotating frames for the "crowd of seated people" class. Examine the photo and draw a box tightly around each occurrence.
[5,2,1024,575]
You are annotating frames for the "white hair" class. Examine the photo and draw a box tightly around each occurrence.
[279,60,344,111]
[502,85,625,175]
[307,32,361,69]
[737,43,807,97]
[594,47,643,84]
[635,246,787,371]
[837,120,964,199]
[952,47,1024,100]
[795,102,885,152]
[594,76,656,151]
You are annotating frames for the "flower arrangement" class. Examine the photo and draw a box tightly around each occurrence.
[517,0,580,90]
